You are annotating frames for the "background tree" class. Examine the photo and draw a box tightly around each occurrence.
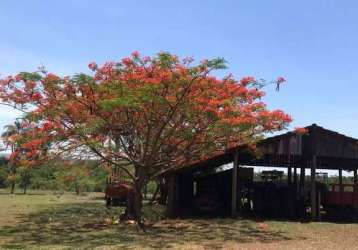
[1,121,22,193]
[0,52,291,223]
[55,161,96,195]
[16,166,32,194]
[1,118,49,194]
[0,155,9,188]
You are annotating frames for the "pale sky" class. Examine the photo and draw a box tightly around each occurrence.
[1,0,357,141]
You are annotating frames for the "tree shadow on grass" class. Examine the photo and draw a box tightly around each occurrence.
[0,203,303,249]
[146,218,306,249]
[0,192,47,196]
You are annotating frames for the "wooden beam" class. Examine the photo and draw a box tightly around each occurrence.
[231,150,239,217]
[166,175,176,218]
[311,155,317,221]
[317,190,321,221]
[287,154,292,185]
[287,165,292,185]
[354,170,358,193]
[299,164,306,202]
[339,168,343,210]
[293,167,298,199]
[354,169,358,207]
[300,165,306,187]
[293,167,298,187]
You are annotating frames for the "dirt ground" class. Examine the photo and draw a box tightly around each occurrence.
[1,189,358,249]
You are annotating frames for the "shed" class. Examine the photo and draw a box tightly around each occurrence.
[165,124,358,220]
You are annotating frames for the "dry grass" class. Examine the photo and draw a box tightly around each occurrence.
[1,189,358,249]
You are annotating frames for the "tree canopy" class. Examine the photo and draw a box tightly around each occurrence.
[0,51,291,220]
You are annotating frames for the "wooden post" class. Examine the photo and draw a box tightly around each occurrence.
[317,190,321,221]
[287,154,292,185]
[300,165,306,188]
[293,166,298,203]
[166,175,176,218]
[293,167,298,187]
[354,170,358,193]
[299,164,306,200]
[354,170,358,207]
[339,168,343,210]
[297,163,306,217]
[311,155,317,221]
[231,150,239,217]
[184,174,194,216]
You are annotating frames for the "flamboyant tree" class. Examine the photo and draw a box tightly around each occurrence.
[0,52,291,222]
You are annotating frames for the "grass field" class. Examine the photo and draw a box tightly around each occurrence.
[1,189,358,249]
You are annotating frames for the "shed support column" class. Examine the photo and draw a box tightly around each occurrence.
[339,169,343,187]
[287,155,292,185]
[293,167,298,187]
[300,166,305,188]
[288,165,292,185]
[311,155,317,221]
[339,168,343,210]
[166,175,176,218]
[354,170,358,193]
[354,170,358,207]
[317,190,321,221]
[298,165,306,217]
[231,150,239,217]
[293,167,298,202]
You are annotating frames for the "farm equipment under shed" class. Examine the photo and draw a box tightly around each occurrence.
[250,171,298,219]
[192,167,253,216]
[191,168,358,220]
[191,169,306,219]
[322,183,358,219]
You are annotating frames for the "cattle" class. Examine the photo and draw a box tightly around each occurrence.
[105,181,134,207]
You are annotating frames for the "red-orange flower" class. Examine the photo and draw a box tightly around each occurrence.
[88,62,97,71]
[277,76,286,83]
[240,76,256,86]
[131,51,140,58]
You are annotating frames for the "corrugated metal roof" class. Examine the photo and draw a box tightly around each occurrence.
[165,124,358,175]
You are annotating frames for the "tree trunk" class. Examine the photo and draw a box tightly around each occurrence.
[23,182,27,194]
[158,178,168,205]
[143,183,147,200]
[10,182,15,194]
[10,163,16,194]
[122,167,146,231]
[9,148,16,194]
[133,184,144,221]
[23,172,29,194]
[134,167,146,219]
[149,182,160,205]
[75,183,80,195]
